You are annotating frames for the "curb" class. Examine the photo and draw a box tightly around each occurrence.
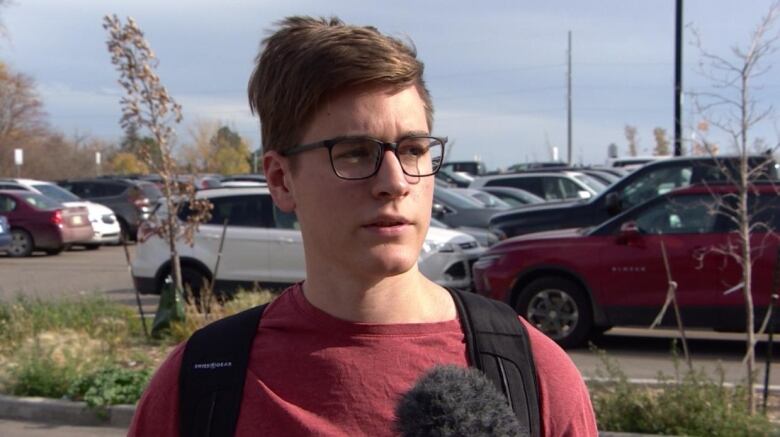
[0,395,134,428]
[0,394,672,436]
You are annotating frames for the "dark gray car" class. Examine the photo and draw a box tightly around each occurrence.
[433,187,507,231]
[58,178,161,241]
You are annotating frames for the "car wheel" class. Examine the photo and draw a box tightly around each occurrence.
[179,266,209,300]
[515,277,593,348]
[118,220,134,244]
[8,229,34,257]
[44,246,65,255]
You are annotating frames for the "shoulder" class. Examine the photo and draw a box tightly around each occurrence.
[127,342,186,437]
[519,318,598,437]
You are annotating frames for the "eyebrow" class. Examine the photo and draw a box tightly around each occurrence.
[337,131,431,142]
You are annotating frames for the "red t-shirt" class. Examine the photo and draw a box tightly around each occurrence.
[128,284,598,436]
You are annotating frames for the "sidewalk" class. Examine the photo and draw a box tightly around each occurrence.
[0,419,125,437]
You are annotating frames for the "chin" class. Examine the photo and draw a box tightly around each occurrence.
[362,246,419,277]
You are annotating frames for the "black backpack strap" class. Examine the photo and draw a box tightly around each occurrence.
[179,303,268,437]
[448,288,541,437]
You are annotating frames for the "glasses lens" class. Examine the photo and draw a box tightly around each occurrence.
[397,137,444,176]
[330,139,381,179]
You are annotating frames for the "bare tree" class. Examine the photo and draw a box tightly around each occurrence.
[103,15,211,298]
[690,1,780,413]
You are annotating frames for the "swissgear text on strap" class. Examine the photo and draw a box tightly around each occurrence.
[179,304,267,437]
[447,288,541,437]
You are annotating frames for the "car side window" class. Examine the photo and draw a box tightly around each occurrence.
[752,195,780,230]
[273,206,300,230]
[0,195,17,212]
[543,177,581,200]
[103,183,127,197]
[67,182,97,198]
[621,165,693,210]
[487,177,541,198]
[633,194,717,235]
[205,195,269,228]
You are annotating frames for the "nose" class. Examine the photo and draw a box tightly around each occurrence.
[370,149,413,199]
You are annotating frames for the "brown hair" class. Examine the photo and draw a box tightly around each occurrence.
[248,16,434,154]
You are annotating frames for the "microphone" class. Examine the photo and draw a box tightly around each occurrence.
[394,365,526,437]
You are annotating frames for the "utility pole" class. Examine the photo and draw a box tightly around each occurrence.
[674,0,683,156]
[567,30,573,165]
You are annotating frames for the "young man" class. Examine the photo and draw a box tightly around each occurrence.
[128,16,598,436]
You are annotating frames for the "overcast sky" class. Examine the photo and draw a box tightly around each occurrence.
[3,0,780,170]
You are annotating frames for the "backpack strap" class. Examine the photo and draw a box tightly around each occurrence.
[179,303,268,437]
[447,288,541,437]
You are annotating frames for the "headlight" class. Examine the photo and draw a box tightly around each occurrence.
[473,254,502,270]
[421,240,456,254]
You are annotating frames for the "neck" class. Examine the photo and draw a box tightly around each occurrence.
[302,265,455,324]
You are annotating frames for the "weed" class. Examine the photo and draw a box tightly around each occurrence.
[67,365,152,415]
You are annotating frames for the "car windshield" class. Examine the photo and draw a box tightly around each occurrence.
[573,173,607,192]
[435,188,485,209]
[20,192,61,210]
[32,183,81,202]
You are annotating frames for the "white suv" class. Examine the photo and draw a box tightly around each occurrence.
[131,187,483,295]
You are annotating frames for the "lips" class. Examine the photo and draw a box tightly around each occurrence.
[363,215,412,228]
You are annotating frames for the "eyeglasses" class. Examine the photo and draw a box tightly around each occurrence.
[281,135,447,180]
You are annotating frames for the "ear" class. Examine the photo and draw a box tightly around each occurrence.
[263,151,296,212]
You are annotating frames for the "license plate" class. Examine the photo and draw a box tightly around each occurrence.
[72,216,83,225]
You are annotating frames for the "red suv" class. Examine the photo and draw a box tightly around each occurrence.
[472,184,780,347]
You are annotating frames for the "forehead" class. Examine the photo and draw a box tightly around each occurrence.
[301,84,429,143]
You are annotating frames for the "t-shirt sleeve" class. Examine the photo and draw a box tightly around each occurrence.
[127,342,185,437]
[520,317,598,437]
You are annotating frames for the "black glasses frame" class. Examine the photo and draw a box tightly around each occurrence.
[281,135,447,180]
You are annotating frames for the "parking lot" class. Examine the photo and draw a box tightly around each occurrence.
[2,245,780,387]
[0,245,158,311]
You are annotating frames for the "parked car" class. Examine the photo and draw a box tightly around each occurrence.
[488,155,779,238]
[430,217,500,248]
[475,186,545,207]
[131,187,484,296]
[449,188,512,209]
[472,183,780,348]
[435,168,474,188]
[0,215,11,252]
[219,174,267,184]
[470,171,603,202]
[58,178,161,241]
[433,186,508,229]
[0,190,93,257]
[440,161,486,177]
[607,155,671,170]
[0,178,120,248]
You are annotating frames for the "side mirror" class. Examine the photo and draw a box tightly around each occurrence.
[578,190,592,199]
[617,221,641,244]
[605,193,621,215]
[432,203,446,217]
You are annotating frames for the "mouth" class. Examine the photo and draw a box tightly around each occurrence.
[362,216,412,229]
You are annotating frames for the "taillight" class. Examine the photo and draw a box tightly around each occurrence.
[133,197,150,208]
[51,210,63,225]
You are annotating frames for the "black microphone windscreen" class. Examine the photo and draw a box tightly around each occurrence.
[394,364,525,437]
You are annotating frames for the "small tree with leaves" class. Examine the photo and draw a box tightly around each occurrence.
[103,15,211,299]
[652,127,671,156]
[690,1,780,414]
[624,125,639,157]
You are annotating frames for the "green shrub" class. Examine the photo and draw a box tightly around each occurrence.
[589,347,777,436]
[5,342,80,398]
[67,365,152,413]
[0,295,142,350]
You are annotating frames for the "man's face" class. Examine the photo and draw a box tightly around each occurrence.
[282,84,434,281]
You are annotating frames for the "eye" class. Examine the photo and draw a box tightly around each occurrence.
[399,138,433,157]
[331,140,377,162]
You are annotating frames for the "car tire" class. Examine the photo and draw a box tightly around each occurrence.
[8,229,34,257]
[515,277,593,348]
[44,246,65,256]
[84,244,101,251]
[180,266,208,300]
